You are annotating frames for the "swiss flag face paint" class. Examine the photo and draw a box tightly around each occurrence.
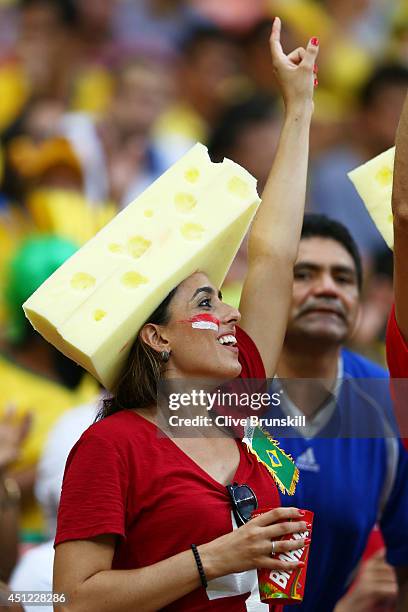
[179,314,220,332]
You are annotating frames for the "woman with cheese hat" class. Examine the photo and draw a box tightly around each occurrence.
[26,18,319,611]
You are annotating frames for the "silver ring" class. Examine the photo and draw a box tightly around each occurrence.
[271,540,276,556]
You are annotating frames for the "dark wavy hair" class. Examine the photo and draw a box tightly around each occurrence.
[97,286,178,420]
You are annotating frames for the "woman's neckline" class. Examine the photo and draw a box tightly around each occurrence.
[127,409,245,490]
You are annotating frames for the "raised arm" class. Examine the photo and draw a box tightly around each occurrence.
[239,17,318,377]
[392,91,408,342]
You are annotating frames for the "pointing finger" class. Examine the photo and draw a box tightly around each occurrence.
[269,17,285,61]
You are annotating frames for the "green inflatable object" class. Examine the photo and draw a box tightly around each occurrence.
[5,235,77,343]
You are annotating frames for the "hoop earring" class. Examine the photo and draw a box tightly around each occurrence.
[160,350,171,363]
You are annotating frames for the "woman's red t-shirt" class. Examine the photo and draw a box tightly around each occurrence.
[55,327,282,611]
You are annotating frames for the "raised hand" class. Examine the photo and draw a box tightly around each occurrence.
[334,550,398,612]
[269,17,319,111]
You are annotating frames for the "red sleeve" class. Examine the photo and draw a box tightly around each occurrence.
[236,326,266,379]
[55,432,128,546]
[386,304,408,378]
[386,305,408,450]
[361,526,384,561]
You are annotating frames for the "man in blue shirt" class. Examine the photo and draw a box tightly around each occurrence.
[265,214,408,612]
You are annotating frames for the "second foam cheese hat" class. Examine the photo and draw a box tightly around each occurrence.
[348,146,395,249]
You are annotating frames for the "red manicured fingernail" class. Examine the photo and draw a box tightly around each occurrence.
[298,510,306,516]
[311,37,319,46]
[297,561,306,567]
[305,538,311,545]
[314,78,318,87]
[306,523,313,529]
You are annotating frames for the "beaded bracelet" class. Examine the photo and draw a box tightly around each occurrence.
[191,544,208,588]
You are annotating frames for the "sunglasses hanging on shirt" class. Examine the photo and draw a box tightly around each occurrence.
[226,482,258,527]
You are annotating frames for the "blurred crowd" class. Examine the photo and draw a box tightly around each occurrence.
[0,0,408,606]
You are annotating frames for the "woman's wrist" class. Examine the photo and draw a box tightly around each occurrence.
[197,538,230,583]
[284,100,314,122]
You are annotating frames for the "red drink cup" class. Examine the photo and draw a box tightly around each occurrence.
[251,507,314,605]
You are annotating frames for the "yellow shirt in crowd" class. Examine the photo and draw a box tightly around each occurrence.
[0,355,99,541]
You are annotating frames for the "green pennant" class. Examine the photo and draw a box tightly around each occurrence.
[243,425,299,495]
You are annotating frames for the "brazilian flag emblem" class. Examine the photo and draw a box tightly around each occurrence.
[243,425,299,495]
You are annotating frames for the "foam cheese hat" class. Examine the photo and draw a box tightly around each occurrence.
[348,146,395,249]
[23,144,261,390]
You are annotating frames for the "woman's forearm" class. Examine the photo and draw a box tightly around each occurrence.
[248,102,313,264]
[59,547,204,612]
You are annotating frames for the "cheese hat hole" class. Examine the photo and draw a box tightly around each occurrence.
[375,167,393,187]
[180,223,205,241]
[70,272,96,290]
[127,236,151,259]
[174,192,197,213]
[93,309,106,321]
[121,271,149,288]
[108,243,124,254]
[144,209,154,217]
[184,167,200,183]
[228,176,250,198]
